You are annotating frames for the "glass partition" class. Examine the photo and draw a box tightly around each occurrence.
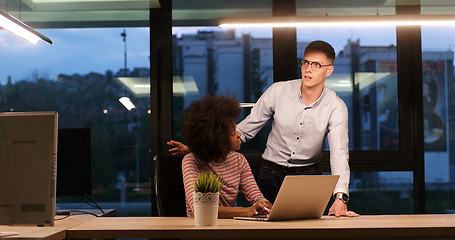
[295,26,416,214]
[0,27,151,216]
[421,25,455,213]
[171,27,274,149]
[296,26,398,151]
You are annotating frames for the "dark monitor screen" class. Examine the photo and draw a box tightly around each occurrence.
[57,128,92,196]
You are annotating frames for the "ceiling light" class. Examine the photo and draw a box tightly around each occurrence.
[119,97,135,110]
[240,103,255,108]
[219,14,455,28]
[116,77,150,97]
[27,0,160,9]
[0,9,52,44]
[32,0,132,2]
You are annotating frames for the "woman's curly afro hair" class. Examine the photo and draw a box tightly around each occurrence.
[182,95,241,162]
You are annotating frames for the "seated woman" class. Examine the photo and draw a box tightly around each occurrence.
[181,95,272,219]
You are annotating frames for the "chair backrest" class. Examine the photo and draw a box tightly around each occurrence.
[153,155,187,216]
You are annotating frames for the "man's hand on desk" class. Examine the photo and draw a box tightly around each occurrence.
[328,199,360,217]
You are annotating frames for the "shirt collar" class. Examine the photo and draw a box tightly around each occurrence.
[298,81,327,108]
[312,86,327,107]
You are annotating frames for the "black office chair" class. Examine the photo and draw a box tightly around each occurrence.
[153,155,187,216]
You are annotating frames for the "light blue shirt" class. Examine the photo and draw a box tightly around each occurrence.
[237,79,350,194]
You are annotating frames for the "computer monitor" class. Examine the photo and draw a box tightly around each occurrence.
[0,111,58,226]
[57,128,92,197]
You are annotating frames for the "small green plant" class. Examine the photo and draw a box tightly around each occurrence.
[193,170,224,193]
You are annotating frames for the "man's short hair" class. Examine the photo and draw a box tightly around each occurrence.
[304,40,335,63]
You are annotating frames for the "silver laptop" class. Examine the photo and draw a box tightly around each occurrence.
[0,111,58,226]
[234,175,339,221]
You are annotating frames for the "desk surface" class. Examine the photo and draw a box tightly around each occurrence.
[66,214,455,239]
[0,214,95,240]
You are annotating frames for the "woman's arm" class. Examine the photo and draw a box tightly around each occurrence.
[218,205,257,219]
[237,154,272,213]
[181,154,200,217]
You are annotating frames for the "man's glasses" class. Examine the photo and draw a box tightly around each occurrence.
[299,60,332,70]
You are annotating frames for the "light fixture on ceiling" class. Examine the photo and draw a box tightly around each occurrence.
[119,96,135,111]
[240,103,255,108]
[219,14,455,28]
[26,0,161,9]
[116,77,151,97]
[0,9,52,44]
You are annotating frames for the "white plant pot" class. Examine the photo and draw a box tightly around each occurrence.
[193,192,219,226]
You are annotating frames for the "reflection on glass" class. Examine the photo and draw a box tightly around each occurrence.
[421,26,455,213]
[0,27,151,216]
[171,27,273,143]
[171,26,401,153]
[296,27,410,215]
[349,171,413,214]
[297,27,398,151]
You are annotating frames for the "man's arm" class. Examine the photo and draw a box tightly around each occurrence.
[167,84,277,154]
[237,84,276,142]
[167,140,189,155]
[326,99,359,217]
[327,101,350,196]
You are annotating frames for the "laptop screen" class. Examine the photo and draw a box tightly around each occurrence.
[234,175,339,221]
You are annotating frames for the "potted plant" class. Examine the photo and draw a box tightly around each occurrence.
[193,170,223,226]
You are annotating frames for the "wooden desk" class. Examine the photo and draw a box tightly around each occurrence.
[0,214,95,240]
[66,214,455,239]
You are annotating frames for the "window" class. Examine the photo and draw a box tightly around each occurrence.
[0,27,151,216]
[166,0,427,214]
[296,26,398,151]
[295,26,414,214]
[151,0,455,215]
[171,27,274,151]
[171,0,274,147]
[421,25,455,213]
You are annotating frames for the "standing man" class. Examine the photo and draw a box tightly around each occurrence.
[237,40,357,217]
[168,40,358,217]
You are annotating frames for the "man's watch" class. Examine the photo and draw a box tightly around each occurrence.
[334,192,349,204]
